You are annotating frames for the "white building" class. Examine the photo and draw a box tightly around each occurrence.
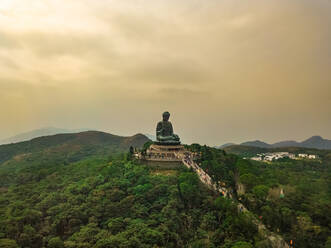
[308,154,317,159]
[251,152,296,162]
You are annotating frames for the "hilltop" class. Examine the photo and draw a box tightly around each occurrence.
[0,131,150,165]
[0,127,90,145]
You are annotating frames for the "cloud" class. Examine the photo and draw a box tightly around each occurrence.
[158,87,211,100]
[0,0,330,144]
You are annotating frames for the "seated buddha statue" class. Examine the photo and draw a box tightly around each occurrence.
[156,111,180,145]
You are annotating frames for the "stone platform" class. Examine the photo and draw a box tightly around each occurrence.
[145,144,185,162]
[137,144,199,169]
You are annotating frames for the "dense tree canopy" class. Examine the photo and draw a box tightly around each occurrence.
[235,155,331,248]
[0,142,330,247]
[0,148,260,248]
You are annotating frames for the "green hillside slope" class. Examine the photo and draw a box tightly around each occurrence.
[0,131,149,164]
[0,153,259,248]
[0,142,330,247]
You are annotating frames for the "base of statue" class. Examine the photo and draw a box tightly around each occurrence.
[144,144,185,163]
[154,140,181,146]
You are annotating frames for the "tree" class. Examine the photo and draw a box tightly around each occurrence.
[107,218,126,234]
[252,185,269,200]
[325,237,331,248]
[231,241,253,248]
[0,239,19,248]
[240,173,258,191]
[178,172,200,206]
[128,146,134,160]
[18,225,43,248]
[201,212,218,231]
[48,237,64,248]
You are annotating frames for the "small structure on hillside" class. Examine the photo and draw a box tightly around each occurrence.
[139,111,193,167]
[298,153,318,159]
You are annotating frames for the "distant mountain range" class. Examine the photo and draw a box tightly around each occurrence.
[0,131,150,165]
[219,136,331,150]
[0,127,90,145]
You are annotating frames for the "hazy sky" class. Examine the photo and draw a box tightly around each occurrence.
[0,0,330,145]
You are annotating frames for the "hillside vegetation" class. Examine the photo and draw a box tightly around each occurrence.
[188,145,331,247]
[224,145,331,160]
[0,131,147,169]
[0,150,261,248]
[0,128,89,145]
[221,145,331,247]
[0,140,330,247]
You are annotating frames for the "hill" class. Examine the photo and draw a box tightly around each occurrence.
[0,131,150,166]
[219,136,331,150]
[272,140,299,147]
[300,135,331,149]
[0,127,90,145]
[224,144,331,159]
[240,140,271,148]
[217,143,236,149]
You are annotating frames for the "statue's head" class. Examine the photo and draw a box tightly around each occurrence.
[162,111,170,121]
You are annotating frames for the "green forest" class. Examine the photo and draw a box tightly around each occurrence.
[0,141,330,248]
[236,157,331,248]
[193,145,331,248]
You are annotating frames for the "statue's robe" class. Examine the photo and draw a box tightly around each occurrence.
[156,121,174,139]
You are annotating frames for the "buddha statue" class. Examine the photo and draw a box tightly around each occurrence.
[156,111,180,145]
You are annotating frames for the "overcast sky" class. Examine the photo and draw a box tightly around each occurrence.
[0,0,330,145]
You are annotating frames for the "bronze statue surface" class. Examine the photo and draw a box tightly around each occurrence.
[156,111,180,145]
